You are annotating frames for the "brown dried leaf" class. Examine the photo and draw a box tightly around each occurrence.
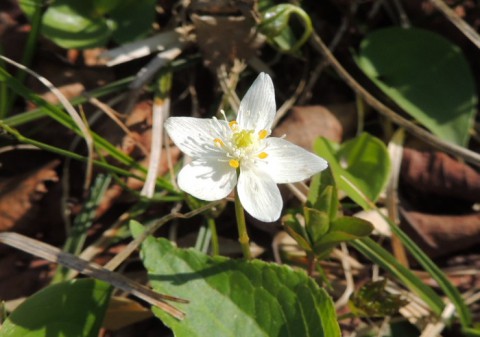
[102,296,153,331]
[0,160,60,232]
[273,105,344,151]
[401,148,480,202]
[401,209,480,257]
[192,13,264,69]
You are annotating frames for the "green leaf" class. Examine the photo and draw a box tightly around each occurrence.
[314,134,391,209]
[19,0,156,48]
[282,213,313,252]
[259,4,313,53]
[131,222,341,337]
[109,0,156,44]
[330,216,374,237]
[348,279,408,318]
[0,279,111,337]
[41,0,111,49]
[307,169,338,221]
[304,208,330,243]
[314,216,373,253]
[356,27,477,146]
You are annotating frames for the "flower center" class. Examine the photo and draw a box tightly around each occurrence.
[233,130,254,149]
[213,119,269,168]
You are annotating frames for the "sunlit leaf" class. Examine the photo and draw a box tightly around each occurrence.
[132,222,341,337]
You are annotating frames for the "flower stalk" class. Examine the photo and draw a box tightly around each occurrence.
[234,187,252,259]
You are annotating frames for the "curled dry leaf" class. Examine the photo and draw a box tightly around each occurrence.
[401,148,480,202]
[0,160,60,232]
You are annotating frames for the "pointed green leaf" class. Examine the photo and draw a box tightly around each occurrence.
[308,169,338,221]
[304,208,330,242]
[0,279,111,337]
[282,213,313,252]
[330,216,374,237]
[131,222,340,337]
[356,27,477,146]
[313,216,373,253]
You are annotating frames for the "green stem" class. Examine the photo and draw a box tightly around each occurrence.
[207,217,219,256]
[0,122,141,179]
[234,188,252,259]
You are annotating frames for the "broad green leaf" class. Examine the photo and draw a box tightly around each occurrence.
[0,279,111,337]
[314,134,390,209]
[356,27,477,146]
[131,222,341,337]
[348,279,408,318]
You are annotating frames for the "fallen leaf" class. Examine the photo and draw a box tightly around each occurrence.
[0,160,60,232]
[273,105,344,151]
[102,296,153,331]
[401,148,480,202]
[401,208,480,257]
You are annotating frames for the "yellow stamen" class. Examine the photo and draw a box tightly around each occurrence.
[214,138,224,147]
[229,159,240,168]
[258,130,268,139]
[258,152,268,159]
[229,120,238,130]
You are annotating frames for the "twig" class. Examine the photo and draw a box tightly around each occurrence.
[390,0,411,28]
[430,0,480,50]
[308,31,480,168]
[0,232,187,319]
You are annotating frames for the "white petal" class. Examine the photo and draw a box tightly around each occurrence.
[165,117,227,158]
[237,73,276,132]
[178,159,237,201]
[263,138,328,183]
[237,166,282,222]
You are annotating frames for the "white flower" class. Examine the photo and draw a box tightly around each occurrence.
[164,73,328,222]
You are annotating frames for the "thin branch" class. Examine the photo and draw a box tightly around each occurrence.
[430,0,480,50]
